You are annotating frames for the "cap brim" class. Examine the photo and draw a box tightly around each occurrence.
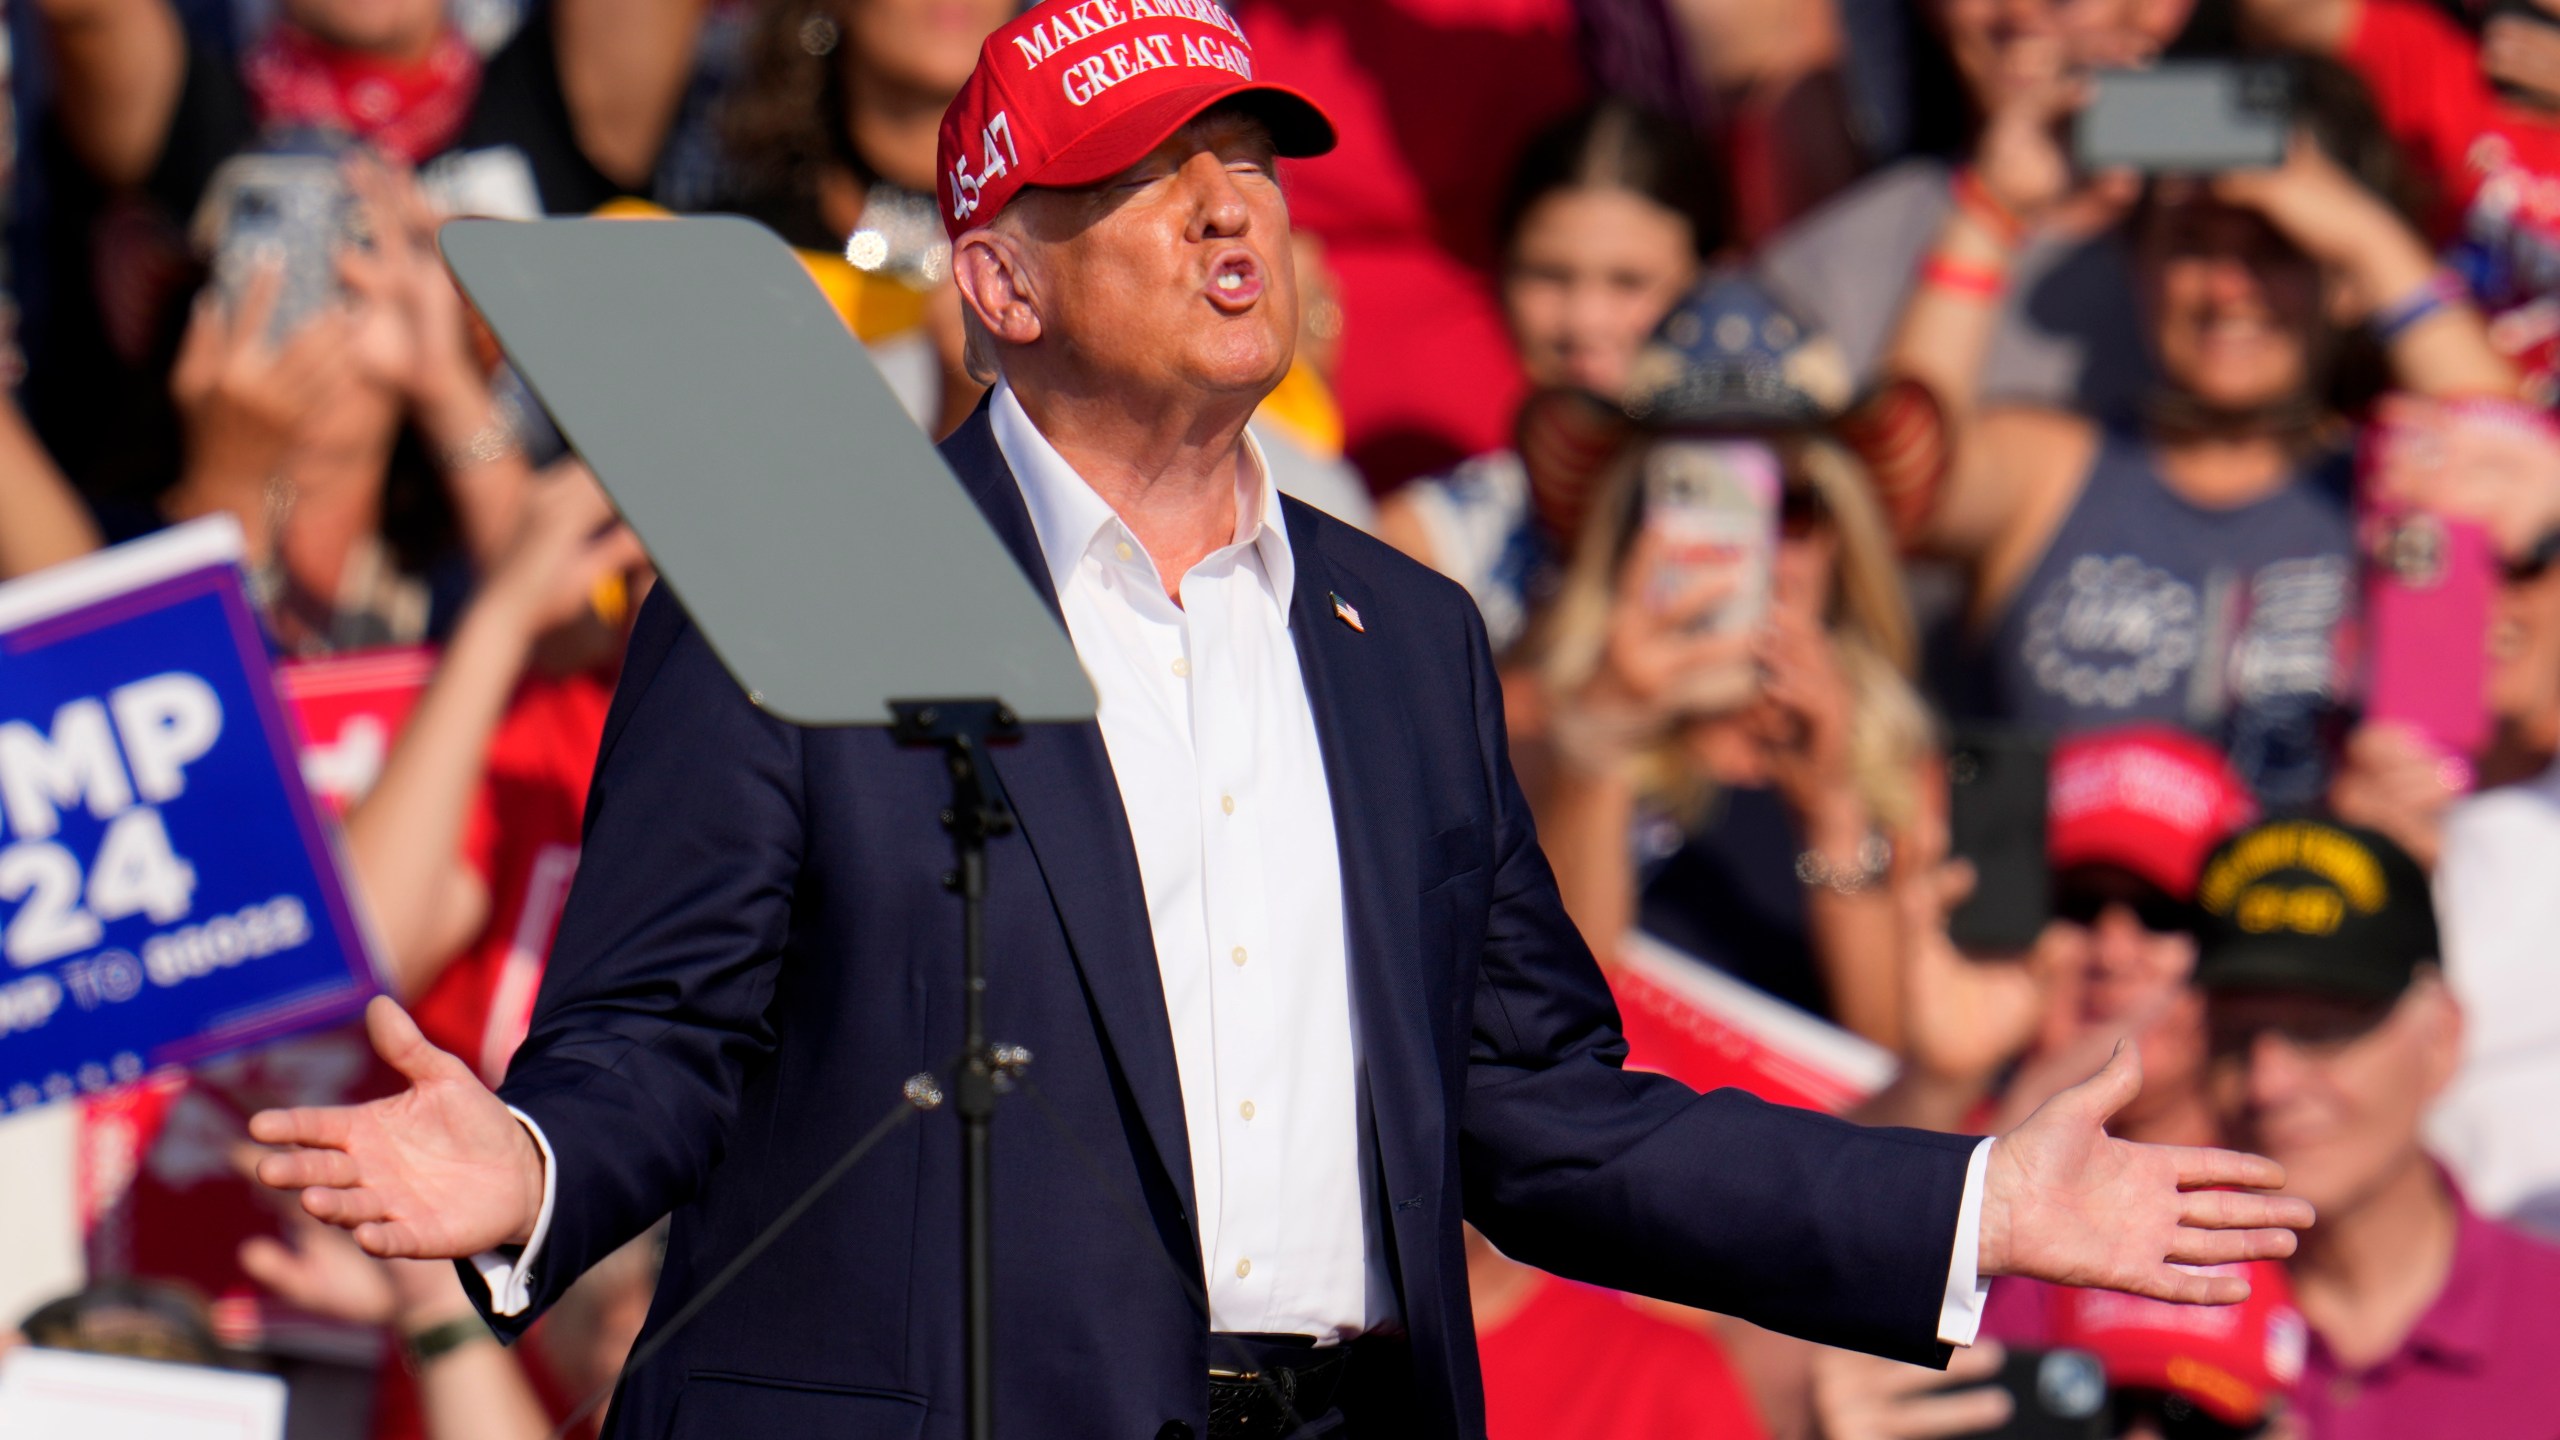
[2097,1355,2268,1428]
[2193,943,2412,1001]
[1035,82,1337,188]
[2050,842,2192,904]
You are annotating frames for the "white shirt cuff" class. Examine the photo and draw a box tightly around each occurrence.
[1936,1136,1996,1346]
[469,1106,558,1318]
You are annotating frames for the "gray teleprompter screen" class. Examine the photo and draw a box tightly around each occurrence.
[439,215,1094,726]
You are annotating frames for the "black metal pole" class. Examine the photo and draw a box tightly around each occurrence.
[892,701,1021,1440]
[955,743,996,1440]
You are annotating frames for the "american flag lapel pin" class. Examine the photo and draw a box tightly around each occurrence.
[1331,592,1364,633]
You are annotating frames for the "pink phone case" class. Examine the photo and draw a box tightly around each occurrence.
[1640,439,1780,715]
[2364,508,2496,770]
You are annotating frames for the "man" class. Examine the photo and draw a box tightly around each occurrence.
[1878,725,2254,1139]
[1989,726,2260,1142]
[1823,728,2272,1436]
[248,5,2309,1436]
[2199,819,2560,1437]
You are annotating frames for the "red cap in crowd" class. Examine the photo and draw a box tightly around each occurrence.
[935,0,1336,240]
[2048,726,2258,901]
[2048,1263,2307,1427]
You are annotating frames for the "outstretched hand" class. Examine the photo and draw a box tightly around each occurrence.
[1980,1040,2313,1304]
[249,996,545,1260]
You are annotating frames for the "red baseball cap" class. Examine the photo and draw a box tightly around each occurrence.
[2049,1263,2307,1426]
[935,0,1336,240]
[2048,726,2258,902]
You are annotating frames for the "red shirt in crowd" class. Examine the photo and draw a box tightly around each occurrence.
[1476,1273,1768,1440]
[406,671,614,1082]
[2342,0,2560,400]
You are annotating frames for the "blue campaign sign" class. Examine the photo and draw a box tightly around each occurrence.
[0,518,381,1110]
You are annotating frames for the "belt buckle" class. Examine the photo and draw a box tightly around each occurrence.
[1207,1365,1300,1440]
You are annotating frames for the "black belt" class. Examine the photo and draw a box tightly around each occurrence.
[1205,1333,1349,1440]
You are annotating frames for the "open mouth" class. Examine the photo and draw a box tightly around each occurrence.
[1206,252,1264,313]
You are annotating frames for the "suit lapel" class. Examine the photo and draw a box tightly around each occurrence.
[938,410,1199,1232]
[1281,504,1450,1220]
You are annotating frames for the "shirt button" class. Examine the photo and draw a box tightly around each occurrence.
[1115,541,1135,563]
[1171,657,1190,678]
[1239,1100,1256,1121]
[1220,794,1236,815]
[1235,1258,1252,1279]
[1231,946,1247,967]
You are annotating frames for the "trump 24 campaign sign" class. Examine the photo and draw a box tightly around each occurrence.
[0,517,380,1111]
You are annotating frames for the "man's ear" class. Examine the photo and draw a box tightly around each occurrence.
[952,231,1044,349]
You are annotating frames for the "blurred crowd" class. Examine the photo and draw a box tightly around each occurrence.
[6,0,2560,1437]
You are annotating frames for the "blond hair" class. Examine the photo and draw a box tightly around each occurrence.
[1533,434,1932,831]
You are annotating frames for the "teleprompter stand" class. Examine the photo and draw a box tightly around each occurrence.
[890,699,1030,1440]
[438,217,1097,1440]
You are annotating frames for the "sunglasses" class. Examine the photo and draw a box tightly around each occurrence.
[2052,883,2192,935]
[2108,1388,2267,1440]
[1779,485,1829,539]
[2505,529,2560,584]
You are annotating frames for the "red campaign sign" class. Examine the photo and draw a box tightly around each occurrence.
[1610,932,1897,1117]
[78,646,433,1355]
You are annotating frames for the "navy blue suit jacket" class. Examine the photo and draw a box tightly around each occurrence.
[469,406,1979,1439]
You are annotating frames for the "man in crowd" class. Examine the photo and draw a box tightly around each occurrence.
[2199,818,2560,1436]
[244,2,2309,1436]
[1877,725,2256,1141]
[1822,728,2276,1437]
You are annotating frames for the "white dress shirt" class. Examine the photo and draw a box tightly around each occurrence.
[994,382,1378,1338]
[480,380,1995,1346]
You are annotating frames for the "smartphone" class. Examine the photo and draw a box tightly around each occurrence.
[194,155,353,343]
[1935,1347,2109,1440]
[2362,504,2496,784]
[2076,62,2292,174]
[1639,437,1780,714]
[1946,728,2054,955]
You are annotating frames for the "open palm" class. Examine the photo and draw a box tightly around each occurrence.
[249,997,544,1260]
[1983,1042,2314,1305]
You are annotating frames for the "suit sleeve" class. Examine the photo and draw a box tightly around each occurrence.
[1449,603,1976,1367]
[456,585,806,1335]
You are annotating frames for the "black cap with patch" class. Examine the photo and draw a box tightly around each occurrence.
[2190,819,2439,1001]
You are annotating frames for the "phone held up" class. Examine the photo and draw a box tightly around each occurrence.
[2075,61,2292,175]
[1933,1348,2110,1440]
[1945,728,2055,957]
[192,153,359,344]
[2357,412,2501,791]
[1638,436,1781,715]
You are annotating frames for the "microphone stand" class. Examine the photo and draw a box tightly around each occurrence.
[893,699,1030,1440]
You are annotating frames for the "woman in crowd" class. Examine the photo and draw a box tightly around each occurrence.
[1757,0,2216,417]
[1522,275,1933,1048]
[26,0,655,493]
[1873,27,2514,805]
[154,158,531,654]
[1377,99,1725,655]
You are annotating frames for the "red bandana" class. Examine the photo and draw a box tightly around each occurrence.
[241,24,482,164]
